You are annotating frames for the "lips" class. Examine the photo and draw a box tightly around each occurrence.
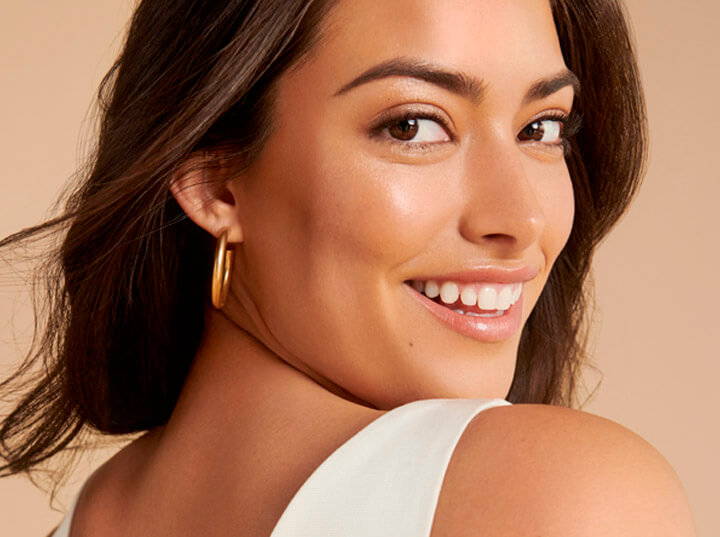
[402,277,526,342]
[409,265,539,285]
[403,267,539,343]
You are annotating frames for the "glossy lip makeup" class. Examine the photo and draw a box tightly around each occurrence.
[402,281,524,342]
[400,264,538,343]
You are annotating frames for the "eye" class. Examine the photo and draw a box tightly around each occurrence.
[370,111,452,148]
[518,115,566,145]
[386,117,449,143]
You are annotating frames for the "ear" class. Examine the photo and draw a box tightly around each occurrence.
[169,153,244,243]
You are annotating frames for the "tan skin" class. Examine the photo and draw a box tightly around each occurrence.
[61,0,696,536]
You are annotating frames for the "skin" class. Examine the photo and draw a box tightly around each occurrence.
[61,0,696,536]
[182,0,575,410]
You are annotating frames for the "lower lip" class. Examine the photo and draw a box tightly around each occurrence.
[402,283,524,343]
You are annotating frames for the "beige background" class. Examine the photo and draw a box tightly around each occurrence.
[1,1,717,535]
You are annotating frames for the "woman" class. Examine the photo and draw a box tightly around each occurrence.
[0,0,696,535]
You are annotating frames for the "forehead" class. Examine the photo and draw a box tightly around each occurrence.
[292,0,565,97]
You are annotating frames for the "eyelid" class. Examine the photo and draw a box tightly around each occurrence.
[368,104,455,141]
[519,110,583,155]
[367,104,582,155]
[518,109,582,141]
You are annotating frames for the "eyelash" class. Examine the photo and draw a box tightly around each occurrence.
[369,109,583,156]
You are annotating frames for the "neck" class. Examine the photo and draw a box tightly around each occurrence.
[154,308,382,471]
[89,308,384,536]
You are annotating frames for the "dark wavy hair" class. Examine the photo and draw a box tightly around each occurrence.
[0,0,646,486]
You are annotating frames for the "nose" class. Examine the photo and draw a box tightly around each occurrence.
[458,140,545,255]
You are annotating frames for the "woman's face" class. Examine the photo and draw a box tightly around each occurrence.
[226,0,576,407]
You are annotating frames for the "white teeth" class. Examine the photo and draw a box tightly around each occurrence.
[496,285,514,310]
[411,279,523,311]
[424,280,440,298]
[477,286,498,310]
[439,281,460,304]
[460,285,477,306]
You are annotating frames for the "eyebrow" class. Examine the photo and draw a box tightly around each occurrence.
[333,57,580,105]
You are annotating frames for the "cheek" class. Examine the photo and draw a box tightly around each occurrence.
[295,139,455,269]
[236,134,460,382]
[323,169,444,263]
[539,166,575,259]
[238,128,450,321]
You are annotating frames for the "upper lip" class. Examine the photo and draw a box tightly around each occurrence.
[406,265,539,284]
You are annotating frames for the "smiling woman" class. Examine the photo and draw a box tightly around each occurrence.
[0,0,697,536]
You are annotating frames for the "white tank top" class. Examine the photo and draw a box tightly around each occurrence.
[51,397,510,537]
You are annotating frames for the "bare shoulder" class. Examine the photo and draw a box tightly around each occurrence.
[430,403,697,537]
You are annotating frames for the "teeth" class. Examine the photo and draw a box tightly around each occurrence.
[460,285,477,307]
[496,285,514,310]
[412,279,522,310]
[439,282,460,304]
[477,286,498,310]
[424,280,440,298]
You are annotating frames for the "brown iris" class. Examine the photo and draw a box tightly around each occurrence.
[388,118,419,141]
[519,121,547,142]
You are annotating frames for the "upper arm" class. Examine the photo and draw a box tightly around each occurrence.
[430,404,697,537]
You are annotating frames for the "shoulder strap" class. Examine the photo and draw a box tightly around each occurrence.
[270,397,511,537]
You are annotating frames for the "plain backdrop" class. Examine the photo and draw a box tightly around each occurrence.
[1,1,718,536]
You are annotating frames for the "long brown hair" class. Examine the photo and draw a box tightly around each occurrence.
[0,0,646,485]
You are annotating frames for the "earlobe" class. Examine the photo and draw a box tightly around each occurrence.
[169,154,244,242]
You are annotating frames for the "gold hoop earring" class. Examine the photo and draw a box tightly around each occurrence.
[211,228,234,309]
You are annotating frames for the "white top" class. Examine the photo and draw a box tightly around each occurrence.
[52,397,511,537]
